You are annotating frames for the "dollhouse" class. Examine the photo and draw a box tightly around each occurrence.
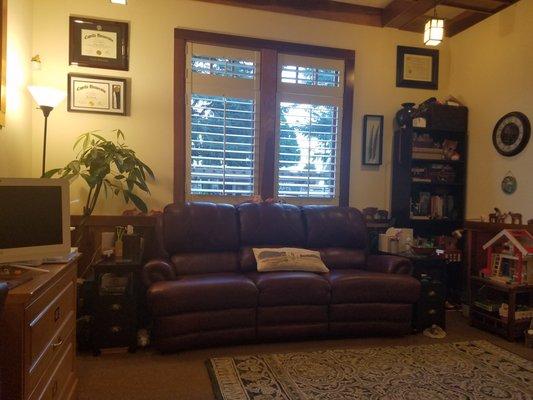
[482,229,533,285]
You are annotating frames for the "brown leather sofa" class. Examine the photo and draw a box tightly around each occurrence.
[143,202,420,352]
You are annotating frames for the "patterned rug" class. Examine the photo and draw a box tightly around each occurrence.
[207,341,533,400]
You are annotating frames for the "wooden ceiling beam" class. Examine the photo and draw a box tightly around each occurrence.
[382,0,442,28]
[192,0,382,27]
[441,0,494,14]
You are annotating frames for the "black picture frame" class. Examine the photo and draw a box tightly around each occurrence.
[396,46,439,90]
[69,16,129,71]
[362,115,383,166]
[68,73,127,116]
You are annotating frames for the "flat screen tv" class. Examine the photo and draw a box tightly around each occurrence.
[0,178,70,264]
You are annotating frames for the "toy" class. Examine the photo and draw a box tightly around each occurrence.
[482,229,533,284]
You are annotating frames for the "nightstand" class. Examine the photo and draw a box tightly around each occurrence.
[92,256,142,355]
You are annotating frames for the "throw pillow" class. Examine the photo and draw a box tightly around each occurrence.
[253,247,329,273]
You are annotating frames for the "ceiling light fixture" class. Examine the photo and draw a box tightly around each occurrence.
[424,2,444,46]
[110,0,127,4]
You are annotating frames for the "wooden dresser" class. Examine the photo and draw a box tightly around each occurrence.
[0,259,78,400]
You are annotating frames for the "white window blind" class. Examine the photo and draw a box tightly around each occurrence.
[186,43,260,199]
[276,54,344,202]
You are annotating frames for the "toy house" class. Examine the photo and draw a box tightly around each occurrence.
[482,229,533,284]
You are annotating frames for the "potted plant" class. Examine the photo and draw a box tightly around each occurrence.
[44,129,155,243]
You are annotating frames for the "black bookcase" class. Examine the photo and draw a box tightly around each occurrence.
[391,104,468,238]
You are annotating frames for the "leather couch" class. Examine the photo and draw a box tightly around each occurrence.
[143,202,420,352]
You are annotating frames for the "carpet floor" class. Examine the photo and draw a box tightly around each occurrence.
[78,312,533,400]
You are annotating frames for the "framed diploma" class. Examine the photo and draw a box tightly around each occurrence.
[68,74,127,115]
[69,17,129,70]
[396,46,439,90]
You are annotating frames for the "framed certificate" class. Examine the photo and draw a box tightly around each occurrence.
[396,46,439,90]
[68,74,127,115]
[69,17,129,70]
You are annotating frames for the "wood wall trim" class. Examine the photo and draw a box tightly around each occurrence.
[339,57,354,207]
[193,0,382,27]
[174,28,354,60]
[70,215,157,227]
[258,49,278,200]
[173,38,187,204]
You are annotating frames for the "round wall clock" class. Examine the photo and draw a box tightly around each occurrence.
[492,112,530,156]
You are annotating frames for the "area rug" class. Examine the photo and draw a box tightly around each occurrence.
[207,341,532,400]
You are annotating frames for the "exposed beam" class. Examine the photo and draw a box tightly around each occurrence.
[447,0,519,36]
[441,0,494,14]
[382,0,442,28]
[193,0,382,27]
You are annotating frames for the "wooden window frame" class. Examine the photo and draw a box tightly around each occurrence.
[174,28,355,206]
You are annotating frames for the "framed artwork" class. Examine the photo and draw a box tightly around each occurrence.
[69,16,129,70]
[68,74,127,115]
[362,115,383,166]
[396,46,439,90]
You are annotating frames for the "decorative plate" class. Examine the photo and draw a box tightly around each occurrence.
[501,174,517,195]
[492,112,530,156]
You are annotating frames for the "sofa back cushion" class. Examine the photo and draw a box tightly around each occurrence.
[302,206,367,249]
[318,247,367,270]
[238,203,305,247]
[162,202,240,274]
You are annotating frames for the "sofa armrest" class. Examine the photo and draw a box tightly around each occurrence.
[366,255,413,275]
[142,258,176,287]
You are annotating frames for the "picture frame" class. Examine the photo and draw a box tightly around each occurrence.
[396,46,439,90]
[69,16,129,71]
[68,73,127,115]
[362,115,383,166]
[0,0,7,127]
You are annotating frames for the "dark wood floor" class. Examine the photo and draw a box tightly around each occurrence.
[78,311,533,400]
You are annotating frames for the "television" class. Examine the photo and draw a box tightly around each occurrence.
[0,178,71,264]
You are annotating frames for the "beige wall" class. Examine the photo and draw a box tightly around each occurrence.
[29,0,450,215]
[449,1,533,220]
[0,0,33,177]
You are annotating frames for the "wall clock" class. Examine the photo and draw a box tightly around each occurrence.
[492,112,530,156]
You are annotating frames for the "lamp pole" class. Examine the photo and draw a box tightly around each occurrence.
[40,106,53,177]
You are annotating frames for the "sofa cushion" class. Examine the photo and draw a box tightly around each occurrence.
[246,271,330,306]
[147,273,258,316]
[317,247,367,270]
[238,203,305,247]
[170,251,239,275]
[302,206,367,249]
[162,202,239,254]
[327,269,420,304]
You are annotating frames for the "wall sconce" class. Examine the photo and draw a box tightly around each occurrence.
[31,55,42,71]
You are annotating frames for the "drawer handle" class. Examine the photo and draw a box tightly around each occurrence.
[54,306,61,322]
[110,303,122,311]
[428,309,437,315]
[52,337,63,350]
[111,325,122,334]
[428,290,437,297]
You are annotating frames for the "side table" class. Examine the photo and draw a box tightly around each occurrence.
[92,257,142,355]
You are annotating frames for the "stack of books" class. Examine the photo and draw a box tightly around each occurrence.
[412,146,444,160]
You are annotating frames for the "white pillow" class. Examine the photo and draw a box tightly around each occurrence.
[253,247,329,273]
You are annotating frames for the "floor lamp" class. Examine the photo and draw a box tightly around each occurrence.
[28,86,66,176]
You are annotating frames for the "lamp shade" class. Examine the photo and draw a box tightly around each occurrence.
[28,86,66,108]
[424,18,444,46]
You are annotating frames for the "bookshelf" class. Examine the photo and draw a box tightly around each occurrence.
[391,104,468,237]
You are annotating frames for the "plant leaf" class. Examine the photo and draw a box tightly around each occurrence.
[41,168,61,178]
[127,191,148,213]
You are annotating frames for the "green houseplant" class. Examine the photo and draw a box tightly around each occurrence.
[44,129,155,235]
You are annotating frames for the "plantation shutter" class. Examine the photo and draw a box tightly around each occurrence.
[185,43,260,199]
[276,54,344,203]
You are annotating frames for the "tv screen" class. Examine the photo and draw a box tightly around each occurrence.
[0,186,64,249]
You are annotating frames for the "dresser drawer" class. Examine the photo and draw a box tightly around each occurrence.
[28,280,75,366]
[29,335,75,400]
[28,312,75,395]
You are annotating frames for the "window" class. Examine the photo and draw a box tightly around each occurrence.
[277,54,344,202]
[176,30,354,206]
[186,44,260,199]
